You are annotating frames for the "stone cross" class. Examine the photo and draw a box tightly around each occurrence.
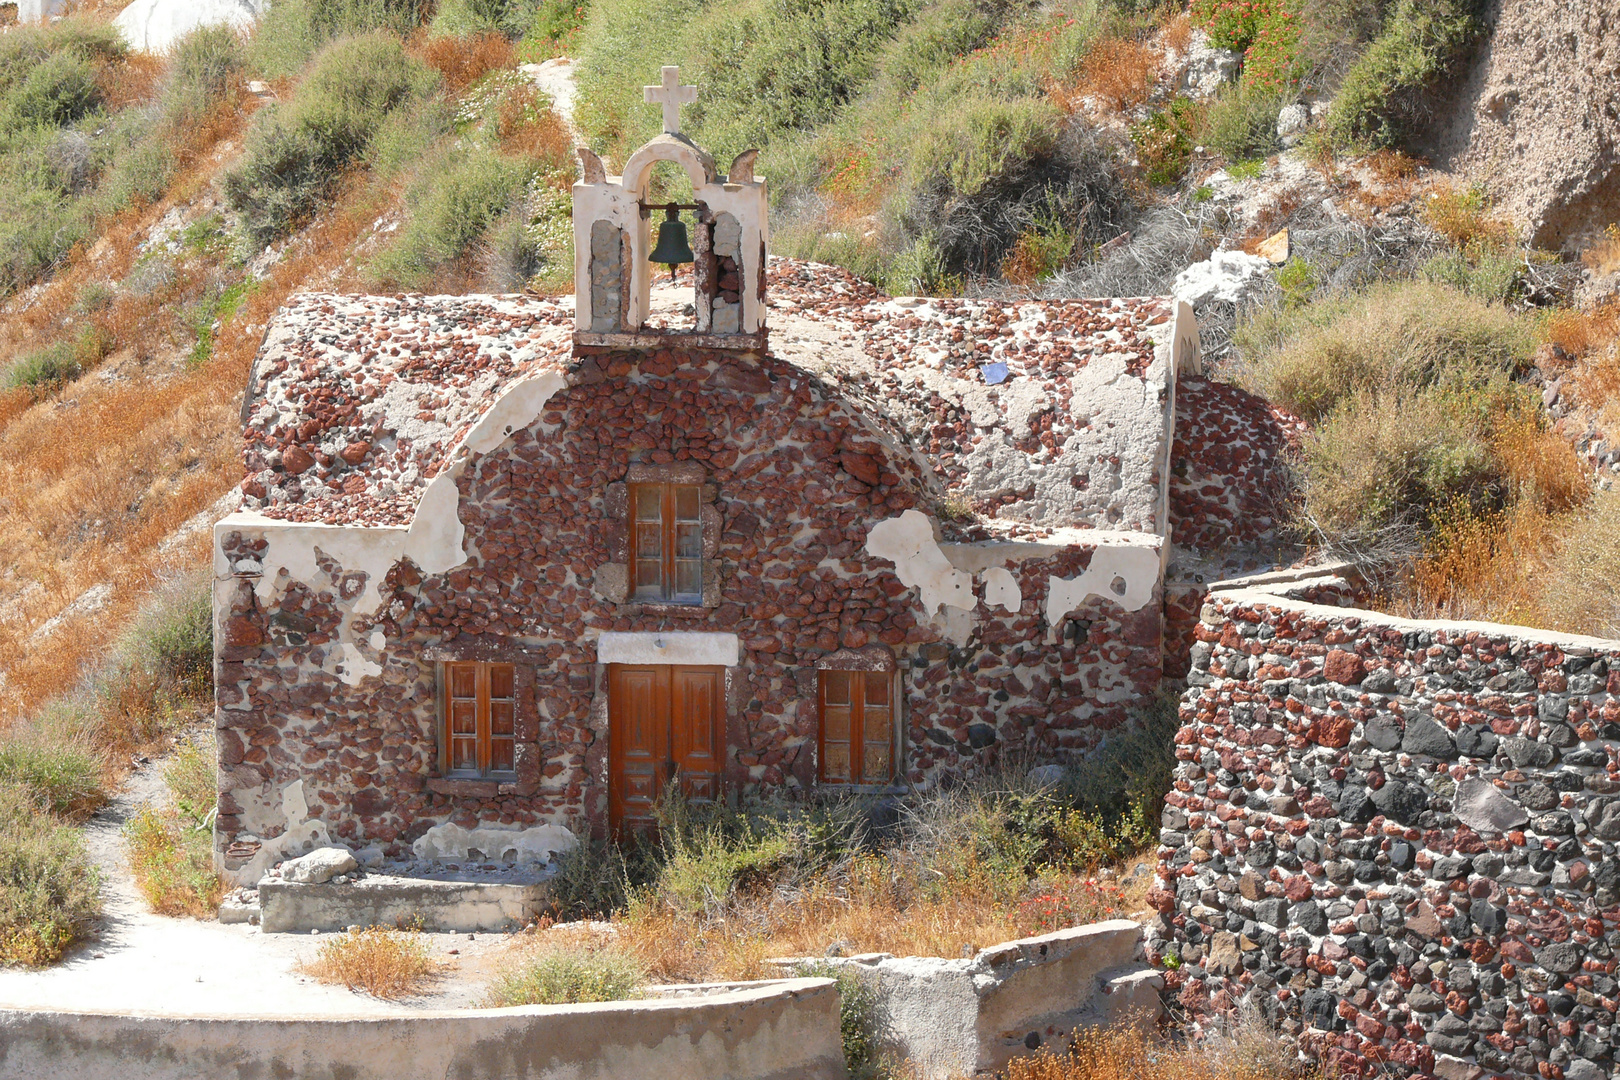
[644,65,697,135]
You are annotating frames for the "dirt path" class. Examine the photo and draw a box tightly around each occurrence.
[521,56,580,136]
[0,760,514,1017]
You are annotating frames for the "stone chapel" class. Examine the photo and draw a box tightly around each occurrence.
[211,67,1225,880]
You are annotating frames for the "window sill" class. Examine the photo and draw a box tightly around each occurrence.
[623,602,710,617]
[426,776,517,798]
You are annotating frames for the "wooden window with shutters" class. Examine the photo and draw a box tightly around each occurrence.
[442,662,517,776]
[631,483,703,603]
[818,669,896,785]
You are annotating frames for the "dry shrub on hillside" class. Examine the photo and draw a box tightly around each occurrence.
[1532,489,1620,638]
[1007,1012,1307,1080]
[408,30,514,93]
[1068,36,1157,113]
[1420,182,1517,253]
[1160,13,1192,55]
[1583,224,1620,277]
[93,50,166,111]
[497,84,572,168]
[302,927,447,998]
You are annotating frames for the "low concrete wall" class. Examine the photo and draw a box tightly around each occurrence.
[811,920,1162,1079]
[259,875,549,933]
[0,978,846,1080]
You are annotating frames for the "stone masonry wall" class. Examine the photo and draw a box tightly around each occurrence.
[216,345,1163,857]
[1151,580,1620,1080]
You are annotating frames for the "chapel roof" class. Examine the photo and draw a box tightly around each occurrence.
[239,258,1185,533]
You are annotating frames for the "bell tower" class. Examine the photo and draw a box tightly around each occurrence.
[572,66,768,344]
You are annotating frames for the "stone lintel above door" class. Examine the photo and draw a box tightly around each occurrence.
[596,631,739,667]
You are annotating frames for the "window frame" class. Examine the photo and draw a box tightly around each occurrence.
[629,481,704,605]
[440,661,518,778]
[817,668,899,787]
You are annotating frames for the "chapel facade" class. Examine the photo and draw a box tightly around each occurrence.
[211,69,1211,880]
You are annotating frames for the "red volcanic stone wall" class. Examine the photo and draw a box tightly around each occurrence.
[1155,587,1620,1080]
[215,345,1164,858]
[1169,377,1305,556]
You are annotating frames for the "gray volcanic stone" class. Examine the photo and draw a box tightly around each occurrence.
[1371,779,1428,824]
[1564,1060,1607,1080]
[1255,898,1288,928]
[1362,670,1398,694]
[1455,724,1499,759]
[1291,902,1328,935]
[1532,811,1575,835]
[1432,856,1472,879]
[1471,904,1508,935]
[1537,942,1582,974]
[1402,717,1457,758]
[1339,786,1376,823]
[1454,777,1531,833]
[1517,782,1560,811]
[1589,798,1620,841]
[1301,989,1336,1030]
[1408,985,1445,1012]
[1364,716,1404,751]
[1505,737,1557,768]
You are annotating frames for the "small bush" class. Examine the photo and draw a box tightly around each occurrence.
[1201,81,1282,161]
[163,24,245,129]
[1073,35,1157,112]
[164,732,217,826]
[1582,223,1620,277]
[368,147,537,289]
[1530,490,1620,639]
[1234,280,1532,423]
[302,926,446,997]
[0,741,104,820]
[125,804,223,917]
[250,0,434,78]
[226,33,438,248]
[1419,182,1516,253]
[1323,0,1481,149]
[1130,97,1201,186]
[0,783,101,966]
[408,30,514,92]
[1298,387,1504,551]
[794,962,890,1080]
[485,946,644,1006]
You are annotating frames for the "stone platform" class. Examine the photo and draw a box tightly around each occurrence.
[259,866,553,933]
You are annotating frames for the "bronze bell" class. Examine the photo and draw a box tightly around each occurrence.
[649,207,694,280]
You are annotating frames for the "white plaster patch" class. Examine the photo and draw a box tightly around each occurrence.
[866,510,973,614]
[981,567,1021,612]
[596,632,739,666]
[333,642,382,686]
[413,821,577,865]
[229,779,337,886]
[1045,541,1164,632]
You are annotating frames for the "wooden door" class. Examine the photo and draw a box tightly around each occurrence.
[608,665,724,832]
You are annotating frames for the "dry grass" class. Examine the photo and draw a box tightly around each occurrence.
[409,30,515,93]
[1003,1013,1309,1080]
[1419,181,1517,253]
[1583,223,1620,276]
[301,927,448,998]
[1068,36,1158,113]
[496,84,574,168]
[1160,13,1193,55]
[616,866,1131,984]
[94,50,167,111]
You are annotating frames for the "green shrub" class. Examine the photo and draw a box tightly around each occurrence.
[164,24,245,128]
[1201,81,1282,160]
[134,584,215,699]
[435,0,553,37]
[3,324,112,391]
[485,947,645,1005]
[164,732,217,826]
[369,148,536,289]
[124,804,223,917]
[1234,280,1533,423]
[794,962,890,1080]
[1299,387,1507,548]
[1274,256,1317,306]
[1420,247,1523,303]
[1323,0,1481,149]
[0,741,104,820]
[1,47,99,132]
[1130,96,1200,186]
[250,0,434,78]
[225,33,438,248]
[0,783,101,966]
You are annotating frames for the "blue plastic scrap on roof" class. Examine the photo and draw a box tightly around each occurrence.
[980,361,1008,385]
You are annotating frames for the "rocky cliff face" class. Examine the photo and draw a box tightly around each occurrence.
[1442,0,1620,251]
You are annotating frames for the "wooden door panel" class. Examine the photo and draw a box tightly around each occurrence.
[610,665,724,831]
[672,666,723,806]
[608,665,670,832]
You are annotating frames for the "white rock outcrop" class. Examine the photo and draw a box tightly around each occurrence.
[114,0,264,54]
[280,846,358,884]
[1172,249,1274,307]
